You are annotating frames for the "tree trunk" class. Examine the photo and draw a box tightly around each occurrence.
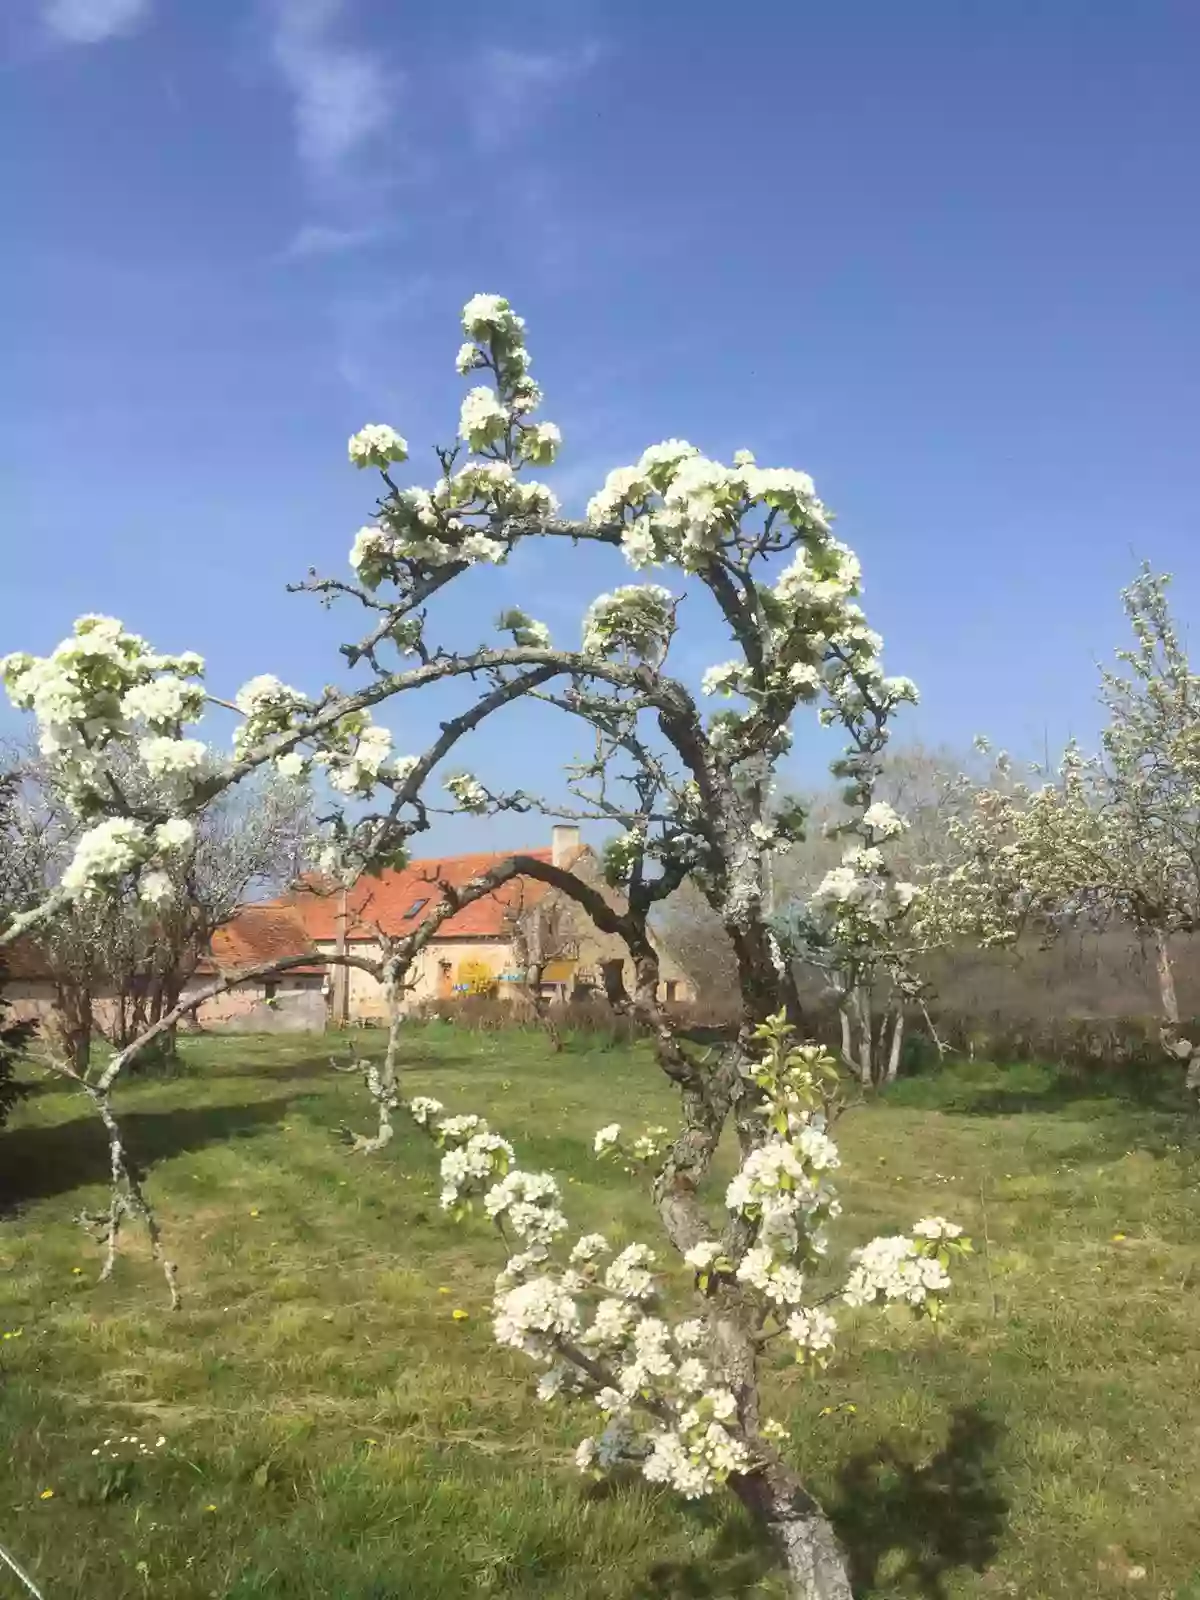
[1153,927,1199,1088]
[885,1005,905,1083]
[730,1467,854,1600]
[852,986,873,1086]
[1153,928,1180,1027]
[711,1305,853,1600]
[838,1004,853,1066]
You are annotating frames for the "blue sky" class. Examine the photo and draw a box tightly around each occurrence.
[2,0,1198,853]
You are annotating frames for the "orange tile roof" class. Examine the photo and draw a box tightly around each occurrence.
[205,904,325,975]
[278,847,577,943]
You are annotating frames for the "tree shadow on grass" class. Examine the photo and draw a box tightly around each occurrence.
[621,1405,1007,1598]
[626,1501,777,1596]
[0,1091,298,1212]
[829,1403,1008,1598]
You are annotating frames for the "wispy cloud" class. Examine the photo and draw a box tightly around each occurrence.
[470,42,603,150]
[267,0,395,180]
[283,220,391,259]
[40,0,150,44]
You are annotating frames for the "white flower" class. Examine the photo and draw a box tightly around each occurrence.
[409,1096,444,1127]
[604,1243,657,1303]
[348,424,408,470]
[569,1233,610,1264]
[154,818,194,853]
[349,526,389,578]
[275,752,306,780]
[912,1217,963,1241]
[119,676,200,727]
[581,1297,638,1350]
[455,341,481,374]
[520,421,561,466]
[459,386,510,451]
[234,675,301,717]
[862,801,908,840]
[636,439,700,484]
[138,736,207,779]
[586,465,651,525]
[493,1276,579,1358]
[138,868,175,906]
[61,818,145,897]
[883,675,920,705]
[683,1241,722,1272]
[843,1235,951,1308]
[536,1364,575,1402]
[582,586,674,659]
[439,1132,515,1208]
[786,1306,837,1357]
[676,1358,709,1392]
[593,1123,621,1155]
[444,772,489,812]
[484,1169,567,1245]
[673,1320,706,1350]
[701,661,743,698]
[788,662,822,694]
[461,293,520,339]
[812,865,865,909]
[620,515,660,569]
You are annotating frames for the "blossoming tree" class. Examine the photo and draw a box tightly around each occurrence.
[916,567,1200,1089]
[1,293,968,1597]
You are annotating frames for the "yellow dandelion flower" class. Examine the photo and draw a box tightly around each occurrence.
[1111,1232,1127,1242]
[205,1503,217,1512]
[249,1209,260,1218]
[71,1267,83,1275]
[437,1286,451,1294]
[39,1489,54,1500]
[452,1309,469,1321]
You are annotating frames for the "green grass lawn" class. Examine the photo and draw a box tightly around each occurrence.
[2,1028,1199,1599]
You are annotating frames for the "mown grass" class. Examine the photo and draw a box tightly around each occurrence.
[2,1029,1199,1598]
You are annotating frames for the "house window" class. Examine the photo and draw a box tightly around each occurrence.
[404,898,430,920]
[664,980,678,1003]
[263,979,279,1002]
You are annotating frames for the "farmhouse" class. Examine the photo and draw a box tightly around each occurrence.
[269,824,695,1023]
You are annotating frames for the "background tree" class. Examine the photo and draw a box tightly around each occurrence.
[4,757,311,1067]
[917,566,1200,1087]
[1,291,964,1600]
[0,771,36,1127]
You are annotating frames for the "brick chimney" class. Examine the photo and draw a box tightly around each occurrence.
[551,824,581,868]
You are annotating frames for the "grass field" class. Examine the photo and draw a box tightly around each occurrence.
[2,1028,1199,1600]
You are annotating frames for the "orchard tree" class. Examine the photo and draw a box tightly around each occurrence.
[0,771,36,1127]
[0,292,968,1597]
[918,567,1200,1089]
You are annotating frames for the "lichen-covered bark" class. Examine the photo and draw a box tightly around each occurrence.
[730,1464,854,1600]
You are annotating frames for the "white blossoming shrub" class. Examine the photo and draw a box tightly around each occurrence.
[407,1012,968,1502]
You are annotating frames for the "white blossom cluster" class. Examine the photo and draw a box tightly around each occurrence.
[348,423,409,470]
[582,586,675,660]
[586,442,829,573]
[343,296,562,588]
[496,608,552,649]
[57,815,193,901]
[1,616,212,898]
[402,1020,967,1505]
[843,1236,951,1310]
[407,1097,759,1500]
[444,772,490,813]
